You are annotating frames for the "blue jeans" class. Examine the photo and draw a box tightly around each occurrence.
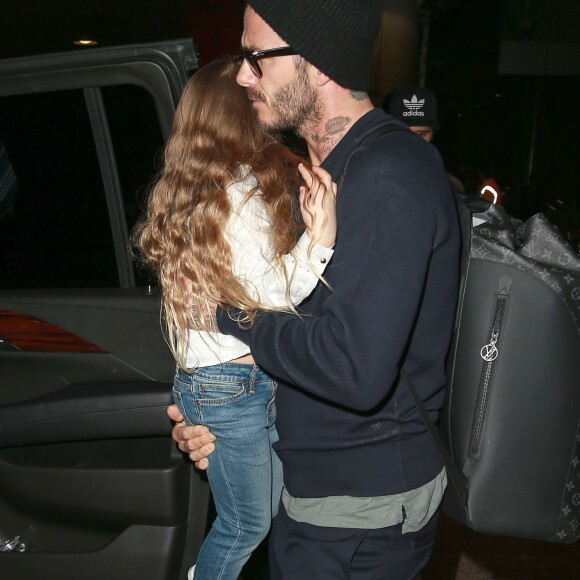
[173,363,282,580]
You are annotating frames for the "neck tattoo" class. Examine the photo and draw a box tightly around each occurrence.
[349,90,368,101]
[311,116,351,158]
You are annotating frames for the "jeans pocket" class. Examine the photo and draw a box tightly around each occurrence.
[193,378,246,407]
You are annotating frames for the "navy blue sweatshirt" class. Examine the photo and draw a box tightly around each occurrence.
[218,108,460,499]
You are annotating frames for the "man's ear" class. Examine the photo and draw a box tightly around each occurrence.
[314,68,332,87]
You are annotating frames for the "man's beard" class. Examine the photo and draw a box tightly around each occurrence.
[248,66,322,136]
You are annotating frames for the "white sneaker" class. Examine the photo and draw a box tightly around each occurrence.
[187,565,195,579]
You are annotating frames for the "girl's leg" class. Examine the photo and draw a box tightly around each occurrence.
[173,365,277,580]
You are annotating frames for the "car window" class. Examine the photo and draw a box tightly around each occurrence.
[0,84,164,290]
[103,84,163,228]
[102,84,165,286]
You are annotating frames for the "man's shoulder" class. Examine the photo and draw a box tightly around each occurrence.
[356,114,411,144]
[346,111,427,163]
[342,121,452,208]
[348,123,435,178]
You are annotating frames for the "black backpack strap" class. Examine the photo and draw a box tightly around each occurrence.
[336,122,410,191]
[335,122,469,505]
[400,369,468,507]
[356,122,410,145]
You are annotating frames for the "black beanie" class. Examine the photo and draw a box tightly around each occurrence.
[248,0,382,92]
[387,87,440,130]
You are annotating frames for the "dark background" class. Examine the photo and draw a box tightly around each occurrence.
[1,3,578,576]
[1,0,578,244]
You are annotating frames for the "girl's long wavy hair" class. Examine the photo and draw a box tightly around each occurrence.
[133,58,305,369]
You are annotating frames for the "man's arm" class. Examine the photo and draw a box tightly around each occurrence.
[218,146,440,411]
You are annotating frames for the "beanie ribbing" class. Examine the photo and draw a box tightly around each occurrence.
[248,0,381,92]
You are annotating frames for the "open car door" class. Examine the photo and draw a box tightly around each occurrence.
[0,40,210,580]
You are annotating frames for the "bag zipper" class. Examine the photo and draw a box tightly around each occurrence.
[464,275,512,476]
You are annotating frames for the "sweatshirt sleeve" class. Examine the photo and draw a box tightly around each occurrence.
[226,178,334,309]
[279,231,334,305]
[219,143,445,411]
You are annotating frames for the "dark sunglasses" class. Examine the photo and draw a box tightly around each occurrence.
[239,46,297,78]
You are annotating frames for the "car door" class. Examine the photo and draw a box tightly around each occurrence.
[0,40,210,580]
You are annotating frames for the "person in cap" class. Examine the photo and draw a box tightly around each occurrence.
[170,2,461,578]
[387,86,471,197]
[386,86,441,143]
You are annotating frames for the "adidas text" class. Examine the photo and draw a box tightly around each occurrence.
[403,111,425,117]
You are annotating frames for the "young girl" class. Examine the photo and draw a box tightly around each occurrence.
[134,59,336,580]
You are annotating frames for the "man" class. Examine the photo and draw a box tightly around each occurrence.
[169,2,460,577]
[386,86,440,143]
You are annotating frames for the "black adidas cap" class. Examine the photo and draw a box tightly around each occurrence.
[387,87,440,130]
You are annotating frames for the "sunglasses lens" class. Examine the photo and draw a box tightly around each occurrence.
[241,53,261,77]
[248,58,261,77]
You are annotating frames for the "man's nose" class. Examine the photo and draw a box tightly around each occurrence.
[236,59,256,88]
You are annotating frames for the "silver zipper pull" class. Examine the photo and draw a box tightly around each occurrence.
[481,330,499,361]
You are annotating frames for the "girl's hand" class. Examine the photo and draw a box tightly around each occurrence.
[298,164,337,248]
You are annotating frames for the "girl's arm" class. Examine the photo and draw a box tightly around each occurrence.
[227,170,336,308]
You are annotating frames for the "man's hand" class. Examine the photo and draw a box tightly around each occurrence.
[167,404,216,470]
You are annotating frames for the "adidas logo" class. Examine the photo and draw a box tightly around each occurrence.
[403,94,425,117]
